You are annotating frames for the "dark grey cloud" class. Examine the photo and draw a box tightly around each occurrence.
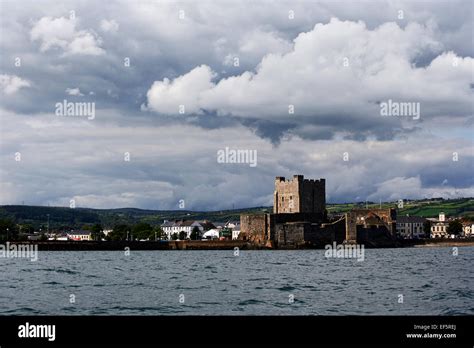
[0,0,472,209]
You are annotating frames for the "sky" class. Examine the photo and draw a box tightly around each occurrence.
[0,0,473,210]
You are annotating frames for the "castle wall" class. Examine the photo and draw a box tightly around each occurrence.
[304,218,346,246]
[345,208,397,243]
[357,225,398,247]
[240,214,274,245]
[275,222,307,247]
[240,214,267,244]
[345,213,357,243]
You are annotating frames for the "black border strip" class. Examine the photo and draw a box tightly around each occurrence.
[0,315,472,346]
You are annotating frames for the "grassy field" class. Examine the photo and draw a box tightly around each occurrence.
[327,198,474,218]
[0,198,472,229]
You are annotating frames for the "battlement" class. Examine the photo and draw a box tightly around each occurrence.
[275,175,325,184]
[273,174,326,215]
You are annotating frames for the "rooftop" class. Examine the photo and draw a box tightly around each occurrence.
[397,216,427,223]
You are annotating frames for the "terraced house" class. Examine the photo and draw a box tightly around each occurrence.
[161,220,216,239]
[396,216,427,239]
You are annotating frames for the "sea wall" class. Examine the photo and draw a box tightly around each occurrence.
[9,240,254,251]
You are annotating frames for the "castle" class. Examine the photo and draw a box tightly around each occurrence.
[273,175,325,215]
[240,175,397,248]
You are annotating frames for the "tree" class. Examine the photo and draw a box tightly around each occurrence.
[19,224,34,234]
[153,226,166,240]
[423,220,431,237]
[0,219,17,241]
[91,223,104,241]
[179,231,187,240]
[447,220,462,236]
[109,224,130,241]
[190,226,201,240]
[171,232,179,240]
[132,222,153,240]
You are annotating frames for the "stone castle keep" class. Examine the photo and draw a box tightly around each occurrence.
[274,175,326,214]
[240,175,397,248]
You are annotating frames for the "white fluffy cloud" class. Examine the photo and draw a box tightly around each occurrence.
[144,65,216,114]
[30,16,104,55]
[65,88,84,96]
[218,28,292,68]
[100,19,119,33]
[0,74,31,94]
[145,18,472,124]
[238,29,292,57]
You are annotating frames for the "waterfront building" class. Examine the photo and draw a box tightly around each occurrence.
[67,231,92,241]
[462,223,474,237]
[161,220,216,239]
[396,216,427,239]
[231,223,241,240]
[430,212,449,238]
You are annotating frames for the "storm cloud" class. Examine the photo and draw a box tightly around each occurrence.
[0,0,472,210]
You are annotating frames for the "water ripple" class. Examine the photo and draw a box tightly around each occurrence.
[0,248,472,315]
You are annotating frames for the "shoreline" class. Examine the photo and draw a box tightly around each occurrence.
[400,238,474,248]
[2,238,474,250]
[412,241,474,248]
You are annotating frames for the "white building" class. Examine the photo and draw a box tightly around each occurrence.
[161,221,175,238]
[67,231,92,241]
[462,223,474,237]
[202,229,220,240]
[48,232,68,241]
[229,222,241,240]
[430,212,449,238]
[396,216,426,239]
[161,220,216,240]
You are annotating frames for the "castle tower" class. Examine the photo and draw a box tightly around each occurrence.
[273,175,326,214]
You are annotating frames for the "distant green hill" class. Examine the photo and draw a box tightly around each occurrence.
[326,198,474,218]
[0,198,472,230]
[0,205,270,230]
